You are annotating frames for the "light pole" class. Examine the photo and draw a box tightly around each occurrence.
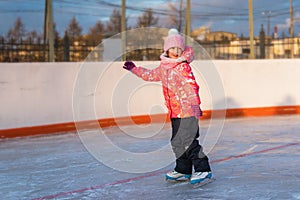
[262,11,272,37]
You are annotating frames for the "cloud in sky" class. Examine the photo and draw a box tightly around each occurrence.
[0,0,299,37]
[277,18,291,31]
[275,11,300,36]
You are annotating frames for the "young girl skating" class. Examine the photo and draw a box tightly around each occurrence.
[122,29,212,185]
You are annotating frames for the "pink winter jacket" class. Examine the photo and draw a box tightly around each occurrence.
[131,54,201,119]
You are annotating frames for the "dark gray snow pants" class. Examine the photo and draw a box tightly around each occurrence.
[171,117,211,174]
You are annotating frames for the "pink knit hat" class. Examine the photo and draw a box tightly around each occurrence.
[163,32,185,52]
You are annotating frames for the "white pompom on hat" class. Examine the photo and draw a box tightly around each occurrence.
[163,29,185,52]
[168,28,179,36]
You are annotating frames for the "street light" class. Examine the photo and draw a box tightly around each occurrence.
[262,11,272,37]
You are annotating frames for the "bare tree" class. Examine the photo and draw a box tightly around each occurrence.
[136,8,159,28]
[67,16,82,40]
[167,0,184,32]
[7,17,26,42]
[86,20,104,44]
[53,23,60,46]
[25,30,43,43]
[106,9,122,36]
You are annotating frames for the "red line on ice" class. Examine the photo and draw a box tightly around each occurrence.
[33,141,300,200]
[211,142,300,163]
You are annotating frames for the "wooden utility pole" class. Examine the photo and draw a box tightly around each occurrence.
[290,0,294,58]
[44,0,55,62]
[121,0,126,61]
[248,0,255,59]
[185,0,191,44]
[290,0,294,37]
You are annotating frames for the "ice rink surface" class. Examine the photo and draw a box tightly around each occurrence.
[1,115,300,200]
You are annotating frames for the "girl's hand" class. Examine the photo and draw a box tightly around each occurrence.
[123,61,136,71]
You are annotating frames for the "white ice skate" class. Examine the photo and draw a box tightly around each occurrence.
[165,171,191,182]
[190,171,214,188]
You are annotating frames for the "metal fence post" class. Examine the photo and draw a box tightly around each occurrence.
[63,32,70,62]
[260,25,265,59]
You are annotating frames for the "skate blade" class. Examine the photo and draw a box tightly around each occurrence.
[191,178,216,188]
[166,178,190,183]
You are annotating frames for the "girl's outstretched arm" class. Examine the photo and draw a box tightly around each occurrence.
[123,61,161,81]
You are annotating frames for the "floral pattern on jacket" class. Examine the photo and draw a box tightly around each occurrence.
[131,54,201,119]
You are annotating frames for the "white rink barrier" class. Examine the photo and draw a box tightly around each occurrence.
[1,59,300,138]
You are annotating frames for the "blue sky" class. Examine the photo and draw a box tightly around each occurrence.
[0,0,300,37]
